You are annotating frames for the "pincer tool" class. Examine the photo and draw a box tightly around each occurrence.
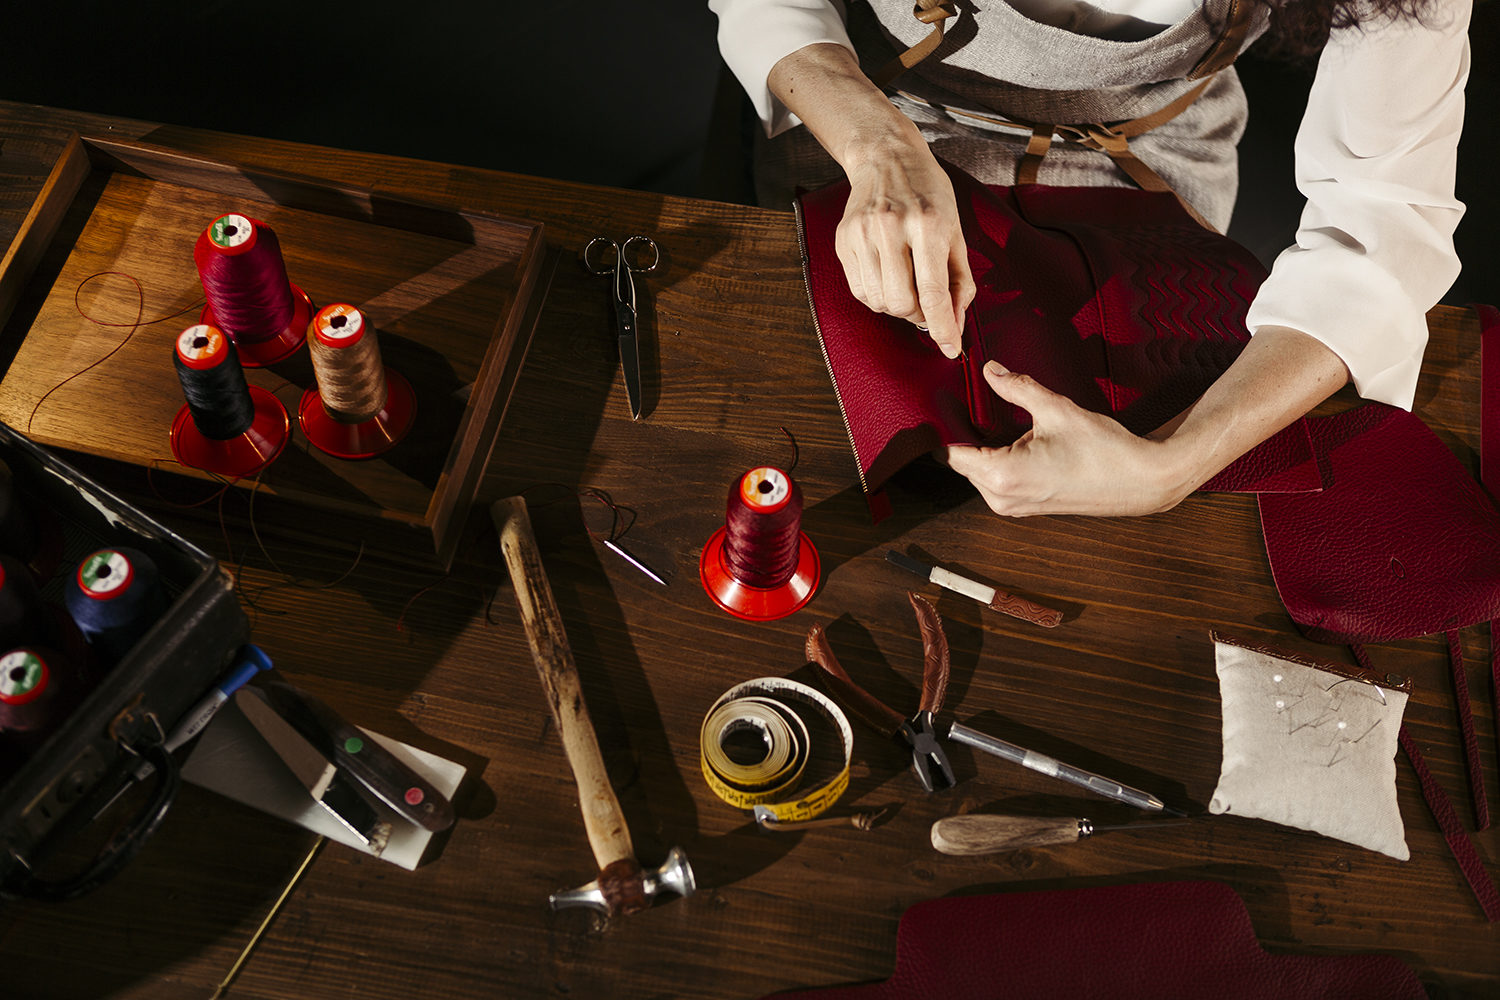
[807,593,1179,813]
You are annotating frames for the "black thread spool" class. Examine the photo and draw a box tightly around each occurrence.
[0,647,89,750]
[63,547,168,668]
[0,552,44,652]
[195,213,312,367]
[169,324,290,478]
[698,466,821,621]
[298,303,416,459]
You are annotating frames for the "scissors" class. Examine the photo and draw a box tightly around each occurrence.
[583,235,660,420]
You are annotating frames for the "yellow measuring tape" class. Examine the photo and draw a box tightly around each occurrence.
[700,677,853,823]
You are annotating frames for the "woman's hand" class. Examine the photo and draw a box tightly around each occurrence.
[837,150,975,358]
[768,43,974,357]
[943,329,1352,517]
[941,363,1196,516]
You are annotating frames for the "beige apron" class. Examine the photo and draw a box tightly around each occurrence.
[755,0,1270,231]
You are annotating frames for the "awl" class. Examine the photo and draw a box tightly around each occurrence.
[886,550,1062,628]
[931,813,1190,855]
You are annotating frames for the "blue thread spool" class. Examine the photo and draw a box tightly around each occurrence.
[0,647,88,750]
[63,547,167,667]
[0,552,44,652]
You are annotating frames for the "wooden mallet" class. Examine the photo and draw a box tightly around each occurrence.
[492,496,695,916]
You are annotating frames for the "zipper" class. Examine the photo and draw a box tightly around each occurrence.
[794,197,870,494]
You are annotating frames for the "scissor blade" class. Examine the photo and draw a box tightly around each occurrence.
[617,300,643,420]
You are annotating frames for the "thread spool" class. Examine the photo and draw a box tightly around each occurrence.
[0,553,44,652]
[0,647,89,749]
[195,213,312,367]
[699,467,820,621]
[298,303,416,459]
[169,324,290,478]
[64,547,168,668]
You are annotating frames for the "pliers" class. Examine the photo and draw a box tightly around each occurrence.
[806,592,956,792]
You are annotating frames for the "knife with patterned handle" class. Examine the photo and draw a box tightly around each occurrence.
[886,550,1062,628]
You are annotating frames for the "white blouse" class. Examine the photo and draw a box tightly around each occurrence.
[709,0,1471,410]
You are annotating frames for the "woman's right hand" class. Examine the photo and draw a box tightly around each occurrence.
[837,146,975,358]
[768,42,975,358]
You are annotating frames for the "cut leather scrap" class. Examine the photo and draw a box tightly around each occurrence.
[1258,402,1500,644]
[761,881,1425,999]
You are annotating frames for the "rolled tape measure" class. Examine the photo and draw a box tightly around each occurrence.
[700,676,852,824]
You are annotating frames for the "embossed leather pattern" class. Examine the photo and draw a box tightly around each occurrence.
[763,881,1425,999]
[796,160,1321,496]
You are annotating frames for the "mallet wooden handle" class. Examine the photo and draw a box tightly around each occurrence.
[493,497,644,909]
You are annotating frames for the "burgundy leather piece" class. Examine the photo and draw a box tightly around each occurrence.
[797,163,1323,496]
[1258,402,1500,644]
[762,881,1426,999]
[1398,724,1500,922]
[1447,630,1490,830]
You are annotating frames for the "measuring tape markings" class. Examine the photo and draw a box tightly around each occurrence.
[700,677,853,824]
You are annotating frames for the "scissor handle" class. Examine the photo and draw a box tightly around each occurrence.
[620,235,659,273]
[582,236,621,276]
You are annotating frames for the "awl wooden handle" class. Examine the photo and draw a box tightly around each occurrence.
[493,496,635,873]
[987,592,1063,629]
[931,814,1083,855]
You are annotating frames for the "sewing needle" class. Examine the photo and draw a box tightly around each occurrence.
[601,537,667,586]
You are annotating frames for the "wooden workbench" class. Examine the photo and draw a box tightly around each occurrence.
[0,101,1494,998]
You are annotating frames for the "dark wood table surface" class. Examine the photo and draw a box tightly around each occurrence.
[0,100,1495,999]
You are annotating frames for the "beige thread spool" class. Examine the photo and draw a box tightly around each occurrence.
[308,304,387,423]
[297,303,416,459]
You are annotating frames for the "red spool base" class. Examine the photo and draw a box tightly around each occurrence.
[170,385,290,478]
[297,368,416,459]
[699,527,820,622]
[200,283,314,367]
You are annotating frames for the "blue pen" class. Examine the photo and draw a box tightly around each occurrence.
[96,645,274,819]
[162,643,274,754]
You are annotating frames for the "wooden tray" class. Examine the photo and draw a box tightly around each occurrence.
[0,134,550,569]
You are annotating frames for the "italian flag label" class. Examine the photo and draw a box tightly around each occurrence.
[80,550,133,597]
[209,214,254,250]
[0,651,45,700]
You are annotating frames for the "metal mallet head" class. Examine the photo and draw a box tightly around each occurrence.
[549,846,697,916]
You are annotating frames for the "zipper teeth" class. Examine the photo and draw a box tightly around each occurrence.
[794,198,870,494]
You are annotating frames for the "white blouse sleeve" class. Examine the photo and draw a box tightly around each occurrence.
[1243,0,1471,410]
[709,0,854,137]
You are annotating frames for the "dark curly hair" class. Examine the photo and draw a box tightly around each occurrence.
[1256,0,1439,59]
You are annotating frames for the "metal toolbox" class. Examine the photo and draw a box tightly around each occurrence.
[0,420,248,898]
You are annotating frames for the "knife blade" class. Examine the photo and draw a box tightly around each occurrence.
[615,295,643,420]
[237,688,391,854]
[264,682,455,833]
[886,550,1062,628]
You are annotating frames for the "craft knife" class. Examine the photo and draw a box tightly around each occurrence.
[237,688,392,854]
[885,550,1063,627]
[264,682,456,834]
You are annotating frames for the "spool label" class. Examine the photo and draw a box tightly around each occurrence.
[78,550,134,598]
[176,324,226,363]
[0,650,46,703]
[740,467,790,512]
[315,304,364,342]
[208,214,254,250]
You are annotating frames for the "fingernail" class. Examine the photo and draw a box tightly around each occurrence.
[943,344,961,360]
[985,361,1008,375]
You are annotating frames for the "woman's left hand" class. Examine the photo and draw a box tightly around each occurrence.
[940,362,1198,516]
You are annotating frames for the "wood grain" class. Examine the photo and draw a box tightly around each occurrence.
[0,102,1494,1000]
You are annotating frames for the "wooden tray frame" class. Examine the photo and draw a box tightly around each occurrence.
[0,134,551,569]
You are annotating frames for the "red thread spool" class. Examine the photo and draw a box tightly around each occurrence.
[298,303,416,459]
[170,324,290,478]
[699,467,820,621]
[0,647,90,750]
[195,214,313,367]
